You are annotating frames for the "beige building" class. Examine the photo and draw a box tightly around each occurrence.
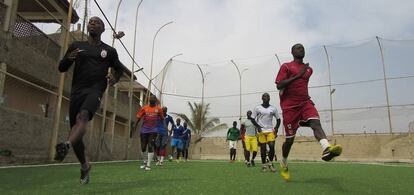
[0,0,147,164]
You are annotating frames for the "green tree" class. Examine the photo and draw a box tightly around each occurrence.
[172,102,228,143]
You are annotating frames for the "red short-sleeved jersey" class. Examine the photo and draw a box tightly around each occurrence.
[240,126,246,141]
[275,61,313,110]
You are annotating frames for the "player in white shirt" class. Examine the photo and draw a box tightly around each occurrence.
[252,93,281,172]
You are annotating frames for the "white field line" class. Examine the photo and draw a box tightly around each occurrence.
[0,159,413,169]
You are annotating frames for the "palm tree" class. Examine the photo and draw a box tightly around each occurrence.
[172,102,228,143]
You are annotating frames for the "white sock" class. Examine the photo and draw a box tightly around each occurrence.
[319,139,330,151]
[281,157,288,166]
[157,156,160,161]
[147,153,154,167]
[141,151,148,166]
[65,141,71,149]
[160,156,164,162]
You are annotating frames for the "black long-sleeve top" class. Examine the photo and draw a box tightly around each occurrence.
[58,41,123,96]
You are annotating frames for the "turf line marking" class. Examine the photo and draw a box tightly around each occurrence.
[1,159,413,169]
[0,160,138,169]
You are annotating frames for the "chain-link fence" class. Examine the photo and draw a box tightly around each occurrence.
[153,37,414,137]
[12,14,61,60]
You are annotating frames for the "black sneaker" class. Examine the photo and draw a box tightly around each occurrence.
[250,160,255,167]
[80,164,92,184]
[54,142,69,162]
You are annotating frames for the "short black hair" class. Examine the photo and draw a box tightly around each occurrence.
[291,43,303,52]
[90,16,105,30]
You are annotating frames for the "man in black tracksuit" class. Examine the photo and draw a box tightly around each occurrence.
[55,16,123,184]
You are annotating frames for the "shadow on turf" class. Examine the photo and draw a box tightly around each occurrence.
[291,176,348,193]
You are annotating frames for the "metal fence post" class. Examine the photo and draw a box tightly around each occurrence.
[48,0,73,161]
[323,46,335,136]
[376,36,393,134]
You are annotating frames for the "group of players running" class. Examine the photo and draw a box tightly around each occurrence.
[53,16,342,184]
[133,96,192,171]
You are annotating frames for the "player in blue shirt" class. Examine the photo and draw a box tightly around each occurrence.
[182,122,192,161]
[170,118,184,162]
[155,107,175,166]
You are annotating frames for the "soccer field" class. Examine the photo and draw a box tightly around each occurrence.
[0,160,413,194]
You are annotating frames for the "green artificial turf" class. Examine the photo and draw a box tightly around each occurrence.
[0,160,413,194]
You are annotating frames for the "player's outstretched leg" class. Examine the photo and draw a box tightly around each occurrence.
[55,110,89,162]
[308,120,342,161]
[280,137,294,181]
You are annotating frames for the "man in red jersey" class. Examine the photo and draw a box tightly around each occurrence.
[240,124,251,166]
[275,43,342,181]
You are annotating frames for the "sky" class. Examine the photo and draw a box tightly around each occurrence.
[74,0,414,74]
[38,0,414,136]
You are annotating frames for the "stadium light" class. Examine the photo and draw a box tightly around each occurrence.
[196,64,210,133]
[146,21,174,104]
[111,0,124,47]
[230,60,248,124]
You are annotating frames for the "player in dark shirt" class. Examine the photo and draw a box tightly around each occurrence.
[54,16,123,184]
[181,122,192,161]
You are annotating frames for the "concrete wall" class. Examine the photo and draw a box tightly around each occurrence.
[0,106,141,165]
[191,135,414,163]
[2,104,412,165]
[3,35,65,90]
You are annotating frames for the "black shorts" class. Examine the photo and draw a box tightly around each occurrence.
[69,92,102,127]
[140,132,158,152]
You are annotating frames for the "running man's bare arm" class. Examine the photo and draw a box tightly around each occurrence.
[275,118,281,133]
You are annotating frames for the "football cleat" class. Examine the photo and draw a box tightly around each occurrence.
[322,145,342,162]
[54,142,69,162]
[80,164,91,184]
[280,164,290,182]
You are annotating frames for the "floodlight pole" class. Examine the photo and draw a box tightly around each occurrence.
[146,21,173,104]
[49,0,73,161]
[126,0,144,159]
[230,60,248,125]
